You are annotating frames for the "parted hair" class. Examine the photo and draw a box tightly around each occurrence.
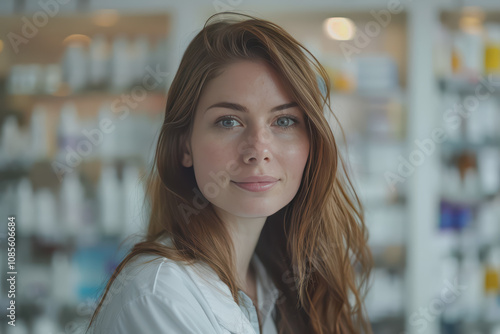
[86,11,373,334]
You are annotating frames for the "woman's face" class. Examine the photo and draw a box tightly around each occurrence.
[182,59,310,219]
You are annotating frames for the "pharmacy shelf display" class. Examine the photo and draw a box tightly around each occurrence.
[434,8,500,334]
[0,13,170,334]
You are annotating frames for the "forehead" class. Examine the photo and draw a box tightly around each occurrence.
[199,59,292,103]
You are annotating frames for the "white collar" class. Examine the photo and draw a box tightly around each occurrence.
[159,235,280,333]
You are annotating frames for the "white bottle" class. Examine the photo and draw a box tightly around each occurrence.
[57,101,82,163]
[131,35,150,85]
[16,178,35,237]
[59,172,85,237]
[117,111,134,159]
[89,34,109,88]
[441,92,462,142]
[32,316,61,334]
[460,249,483,322]
[30,104,50,161]
[97,101,118,161]
[0,184,15,222]
[98,164,121,236]
[35,188,60,242]
[51,252,77,305]
[464,94,484,144]
[62,41,88,93]
[0,116,22,162]
[43,64,62,95]
[111,35,133,92]
[453,30,484,77]
[478,148,500,196]
[24,64,43,95]
[7,65,22,95]
[477,200,500,247]
[481,97,500,141]
[440,253,463,323]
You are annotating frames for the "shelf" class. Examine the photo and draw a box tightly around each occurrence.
[331,88,406,99]
[441,139,500,151]
[5,90,167,100]
[0,13,170,66]
[438,75,500,95]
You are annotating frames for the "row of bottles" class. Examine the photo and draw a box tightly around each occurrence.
[327,93,406,146]
[0,11,168,334]
[440,93,500,144]
[438,150,500,333]
[440,149,500,202]
[0,237,127,334]
[318,53,400,93]
[7,34,169,95]
[0,163,148,240]
[365,268,404,321]
[0,100,161,167]
[435,19,500,78]
[437,234,500,331]
[435,10,500,334]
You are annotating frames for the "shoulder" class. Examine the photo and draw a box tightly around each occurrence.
[92,253,221,333]
[102,253,199,309]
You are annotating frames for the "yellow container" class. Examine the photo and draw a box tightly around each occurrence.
[484,266,500,293]
[484,23,500,74]
[484,43,500,74]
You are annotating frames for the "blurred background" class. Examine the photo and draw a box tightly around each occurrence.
[0,0,499,333]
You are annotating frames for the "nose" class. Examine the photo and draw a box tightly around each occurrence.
[240,126,273,164]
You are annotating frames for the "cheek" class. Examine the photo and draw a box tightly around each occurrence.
[196,138,233,162]
[192,138,234,180]
[284,139,309,180]
[283,138,309,163]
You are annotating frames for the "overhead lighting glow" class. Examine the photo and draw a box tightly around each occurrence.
[323,17,356,41]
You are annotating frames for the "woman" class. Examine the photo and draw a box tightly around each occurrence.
[86,11,373,334]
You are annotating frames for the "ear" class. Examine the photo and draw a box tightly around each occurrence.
[181,137,193,168]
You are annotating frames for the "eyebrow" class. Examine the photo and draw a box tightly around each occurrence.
[204,101,299,114]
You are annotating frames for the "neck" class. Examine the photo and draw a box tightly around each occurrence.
[214,207,267,290]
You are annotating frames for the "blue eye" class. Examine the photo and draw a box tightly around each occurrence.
[275,117,296,128]
[219,117,240,128]
[215,116,299,131]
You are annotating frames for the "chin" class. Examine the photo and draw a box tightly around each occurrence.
[236,206,282,218]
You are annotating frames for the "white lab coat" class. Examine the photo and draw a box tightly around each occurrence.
[89,236,280,334]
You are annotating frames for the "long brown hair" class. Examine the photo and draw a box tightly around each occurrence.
[86,11,373,334]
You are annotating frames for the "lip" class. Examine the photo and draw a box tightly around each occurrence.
[231,180,278,192]
[234,176,279,183]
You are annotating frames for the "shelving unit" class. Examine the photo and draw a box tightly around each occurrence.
[0,12,171,334]
[433,8,500,333]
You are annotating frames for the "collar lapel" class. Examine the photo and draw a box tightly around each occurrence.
[184,260,256,333]
[251,252,280,324]
[159,235,279,333]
